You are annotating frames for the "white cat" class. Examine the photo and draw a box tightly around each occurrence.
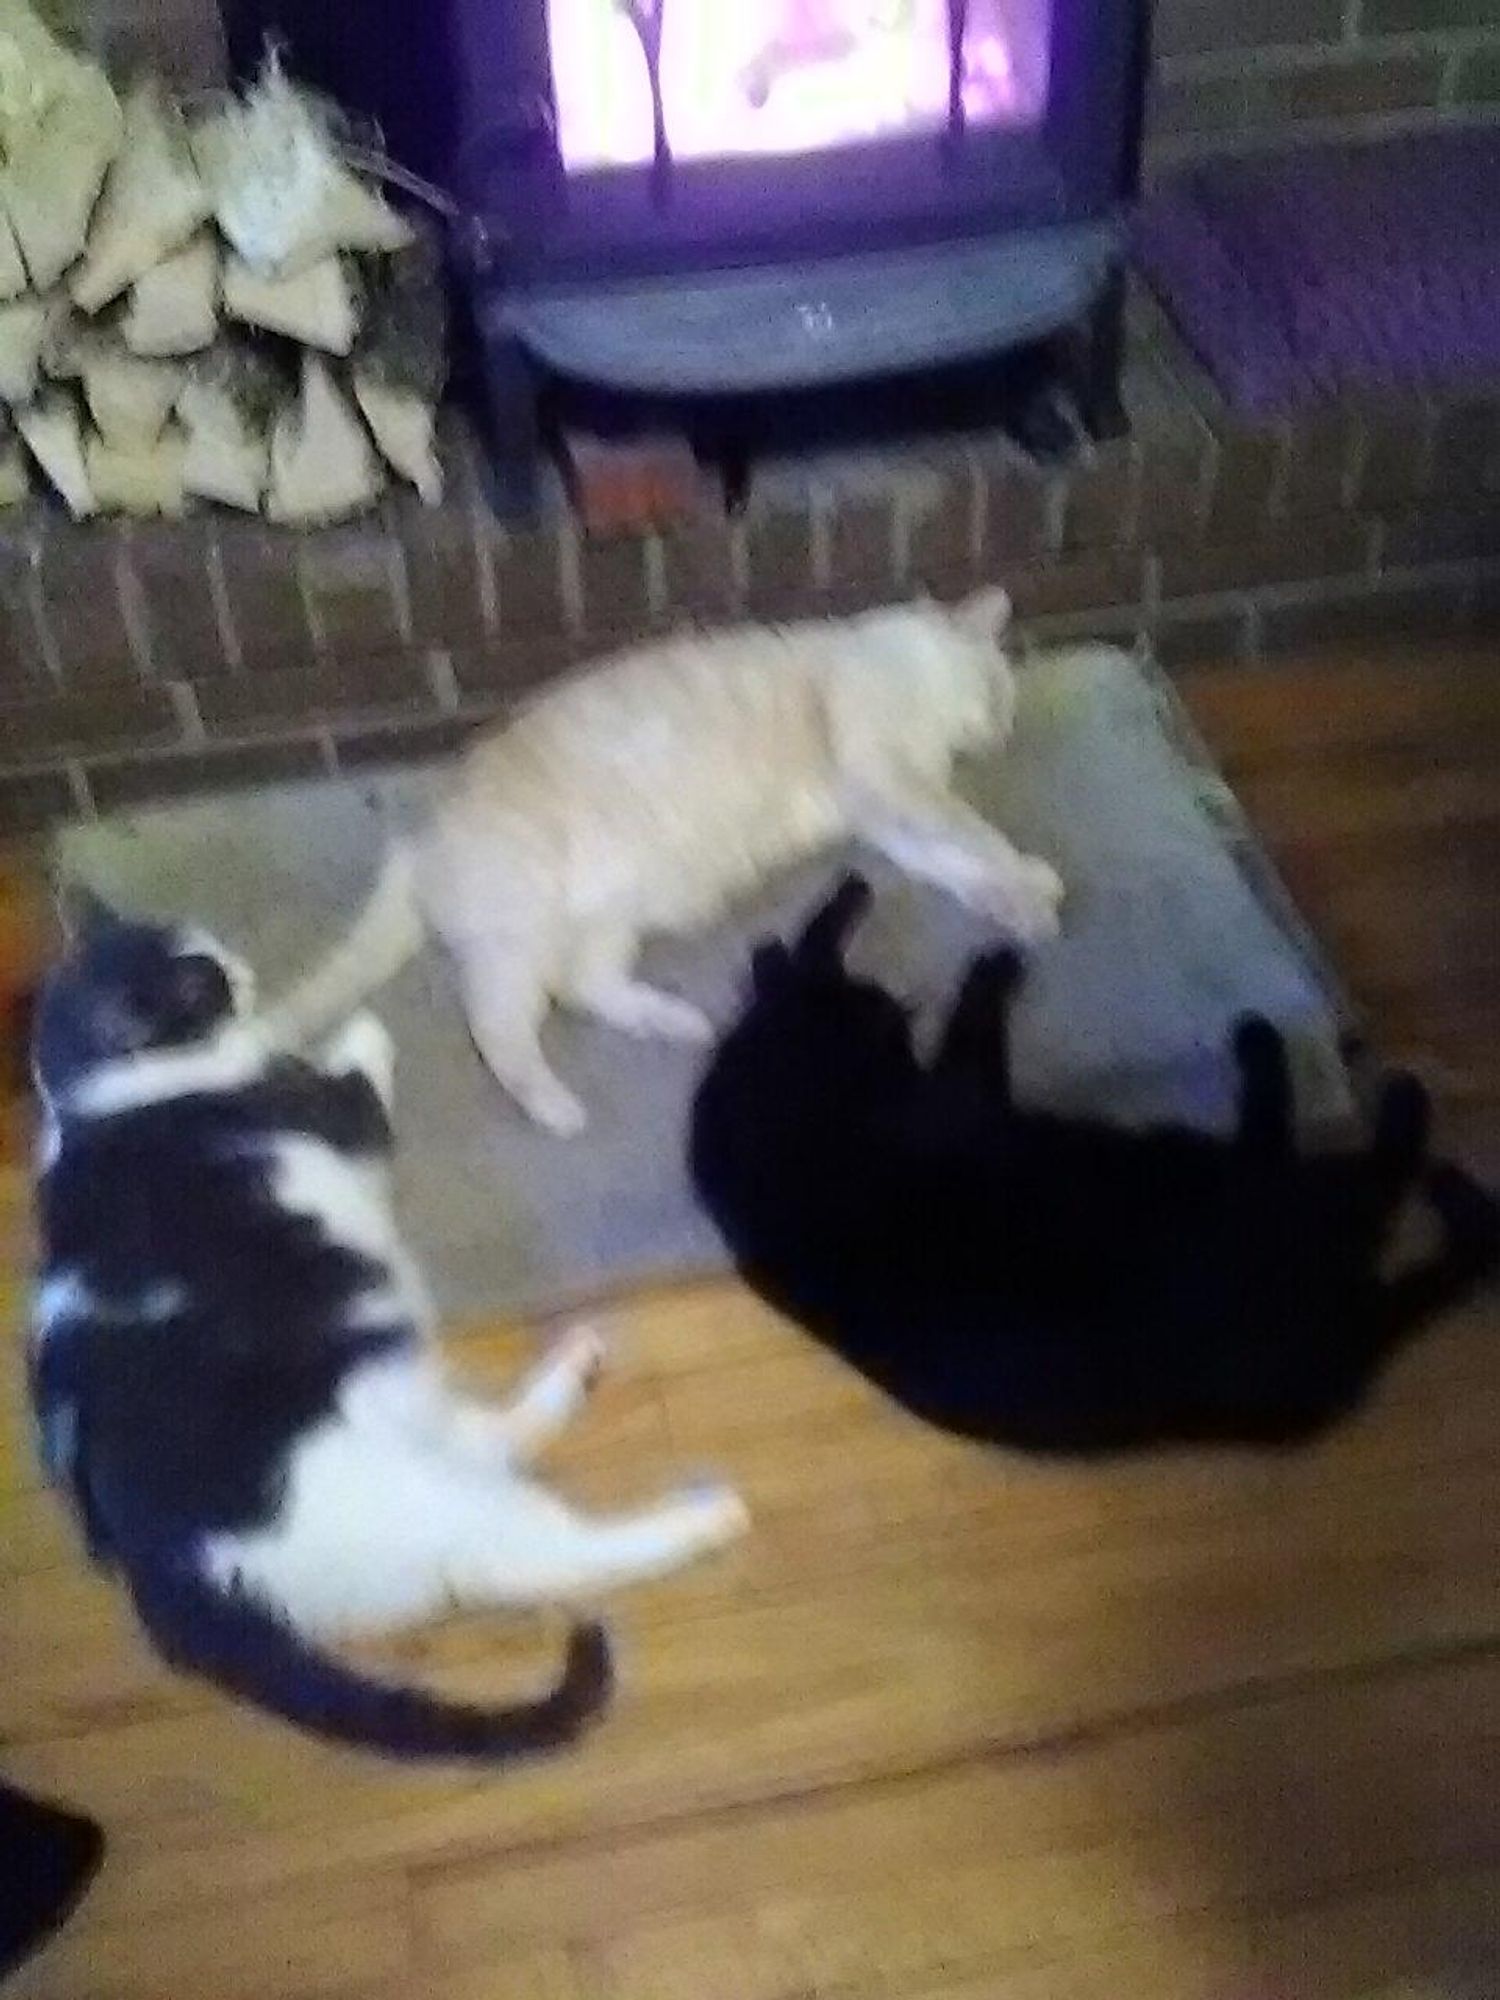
[31,899,747,1760]
[272,589,1062,1135]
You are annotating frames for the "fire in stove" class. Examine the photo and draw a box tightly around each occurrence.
[547,0,1048,172]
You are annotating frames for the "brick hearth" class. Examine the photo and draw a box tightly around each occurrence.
[0,0,1492,827]
[2,295,1497,830]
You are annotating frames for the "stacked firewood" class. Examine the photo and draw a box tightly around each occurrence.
[0,1,445,521]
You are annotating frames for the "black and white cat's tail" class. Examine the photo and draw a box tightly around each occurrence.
[129,1563,612,1763]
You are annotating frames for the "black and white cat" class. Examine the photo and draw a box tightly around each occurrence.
[690,873,1500,1452]
[30,895,748,1761]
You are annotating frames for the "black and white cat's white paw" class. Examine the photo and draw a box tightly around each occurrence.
[672,1480,753,1550]
[324,1011,396,1109]
[547,1322,610,1397]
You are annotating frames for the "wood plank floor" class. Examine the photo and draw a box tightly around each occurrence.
[3,642,1499,2000]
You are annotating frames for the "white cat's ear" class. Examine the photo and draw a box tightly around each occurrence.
[950,587,1012,640]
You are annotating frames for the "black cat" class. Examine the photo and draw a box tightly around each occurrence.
[690,874,1500,1452]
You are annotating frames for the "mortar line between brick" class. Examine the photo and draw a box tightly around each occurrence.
[1192,433,1220,530]
[168,679,206,747]
[556,523,584,636]
[890,485,914,592]
[1244,599,1265,660]
[1341,417,1369,513]
[1160,555,1490,618]
[1265,421,1295,520]
[729,519,751,609]
[24,543,64,685]
[456,429,501,636]
[1366,517,1387,577]
[113,533,155,681]
[1437,45,1463,108]
[1414,400,1439,497]
[65,759,93,818]
[426,648,460,714]
[809,491,834,591]
[294,548,328,657]
[1153,100,1500,169]
[1041,476,1067,558]
[642,533,669,623]
[1142,552,1162,620]
[1122,449,1146,547]
[1162,26,1499,78]
[969,457,988,574]
[388,533,415,647]
[204,534,244,674]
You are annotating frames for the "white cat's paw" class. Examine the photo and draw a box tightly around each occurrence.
[980,858,1064,944]
[521,1077,589,1138]
[1020,856,1066,909]
[612,988,713,1045]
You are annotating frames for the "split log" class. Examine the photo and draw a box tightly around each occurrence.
[350,241,446,501]
[351,376,441,504]
[178,340,278,511]
[124,232,218,356]
[222,252,358,353]
[0,293,49,402]
[193,60,412,276]
[266,353,384,523]
[16,391,96,516]
[71,79,211,313]
[0,410,28,504]
[0,2,122,289]
[86,424,188,515]
[0,208,26,301]
[79,344,185,447]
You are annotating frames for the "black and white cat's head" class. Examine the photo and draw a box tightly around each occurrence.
[33,889,256,1107]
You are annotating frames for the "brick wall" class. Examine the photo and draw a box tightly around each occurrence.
[1150,0,1500,163]
[0,2,1493,828]
[3,367,1498,829]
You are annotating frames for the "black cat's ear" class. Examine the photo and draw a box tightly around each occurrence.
[751,943,791,995]
[54,881,122,945]
[794,873,872,968]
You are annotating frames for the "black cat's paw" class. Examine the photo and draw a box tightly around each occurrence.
[795,873,873,968]
[1427,1162,1500,1277]
[968,945,1027,998]
[1232,1014,1284,1070]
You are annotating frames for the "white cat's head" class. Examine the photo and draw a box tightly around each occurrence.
[913,586,1017,752]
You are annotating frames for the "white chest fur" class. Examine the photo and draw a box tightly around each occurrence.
[270,1134,432,1333]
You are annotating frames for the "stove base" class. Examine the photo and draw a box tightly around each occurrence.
[469,223,1126,520]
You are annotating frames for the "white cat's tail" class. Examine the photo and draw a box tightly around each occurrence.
[130,1561,613,1763]
[264,844,424,1048]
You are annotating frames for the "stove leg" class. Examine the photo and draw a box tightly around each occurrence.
[1076,267,1130,443]
[481,333,547,523]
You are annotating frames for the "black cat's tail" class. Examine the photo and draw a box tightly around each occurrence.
[128,1562,612,1763]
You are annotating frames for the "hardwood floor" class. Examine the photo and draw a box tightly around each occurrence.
[2,641,1498,2000]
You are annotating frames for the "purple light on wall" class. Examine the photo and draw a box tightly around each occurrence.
[547,0,1048,172]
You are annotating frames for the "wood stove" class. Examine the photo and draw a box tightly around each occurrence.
[228,0,1148,516]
